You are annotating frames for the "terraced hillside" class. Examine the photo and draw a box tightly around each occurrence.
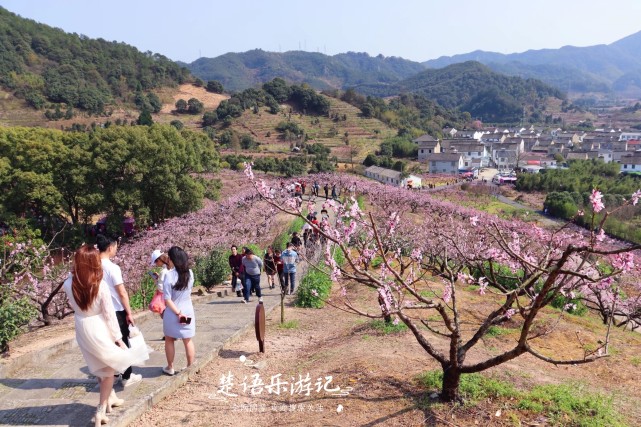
[229,96,396,163]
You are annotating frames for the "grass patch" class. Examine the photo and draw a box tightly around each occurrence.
[417,371,518,401]
[370,319,408,334]
[630,356,641,367]
[517,383,624,427]
[362,334,372,341]
[419,289,437,298]
[485,325,515,337]
[278,320,299,329]
[417,371,626,427]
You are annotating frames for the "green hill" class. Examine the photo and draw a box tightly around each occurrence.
[0,6,190,116]
[182,50,426,92]
[356,62,565,123]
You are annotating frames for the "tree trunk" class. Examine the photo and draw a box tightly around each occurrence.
[441,366,462,402]
[280,293,285,324]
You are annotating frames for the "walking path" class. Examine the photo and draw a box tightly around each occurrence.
[0,198,325,427]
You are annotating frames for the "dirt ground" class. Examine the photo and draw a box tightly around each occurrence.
[134,280,641,427]
[158,84,228,114]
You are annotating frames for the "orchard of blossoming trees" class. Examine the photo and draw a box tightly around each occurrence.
[0,177,278,352]
[246,167,641,402]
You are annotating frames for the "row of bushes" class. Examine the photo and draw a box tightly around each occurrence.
[544,191,641,244]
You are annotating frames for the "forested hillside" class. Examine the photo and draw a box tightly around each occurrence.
[0,7,190,115]
[357,62,565,123]
[183,50,425,92]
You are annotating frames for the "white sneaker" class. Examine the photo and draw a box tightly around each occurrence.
[122,373,142,388]
[259,297,263,302]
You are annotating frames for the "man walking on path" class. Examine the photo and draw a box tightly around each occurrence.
[323,183,329,199]
[281,243,299,295]
[228,245,243,297]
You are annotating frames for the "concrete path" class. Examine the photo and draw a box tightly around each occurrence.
[0,282,301,427]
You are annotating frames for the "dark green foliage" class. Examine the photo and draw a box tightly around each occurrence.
[206,80,224,94]
[137,109,153,126]
[0,125,219,227]
[169,119,184,130]
[289,84,330,115]
[263,78,292,103]
[240,134,257,149]
[193,248,229,290]
[517,160,631,194]
[296,269,333,308]
[360,62,563,123]
[202,111,217,127]
[221,153,252,170]
[187,98,204,114]
[0,7,188,113]
[175,99,187,113]
[276,121,304,137]
[378,137,418,158]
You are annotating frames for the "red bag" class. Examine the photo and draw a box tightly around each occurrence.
[149,290,166,314]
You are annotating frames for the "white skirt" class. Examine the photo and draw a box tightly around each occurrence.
[75,314,149,378]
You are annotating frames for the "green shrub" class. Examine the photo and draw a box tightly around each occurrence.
[0,295,37,353]
[370,256,384,268]
[296,268,332,308]
[129,274,157,310]
[193,248,230,290]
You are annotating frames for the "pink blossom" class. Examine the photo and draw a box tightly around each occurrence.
[596,228,606,242]
[590,189,605,213]
[442,282,452,303]
[470,216,479,227]
[505,308,516,319]
[632,190,641,206]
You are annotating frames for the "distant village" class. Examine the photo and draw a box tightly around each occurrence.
[364,126,641,188]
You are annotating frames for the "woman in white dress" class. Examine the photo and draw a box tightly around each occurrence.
[63,245,149,426]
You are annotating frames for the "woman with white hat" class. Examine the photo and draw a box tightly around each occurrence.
[150,250,173,340]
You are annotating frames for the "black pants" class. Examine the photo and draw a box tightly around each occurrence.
[116,310,132,379]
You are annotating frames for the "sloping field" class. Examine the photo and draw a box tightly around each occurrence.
[230,97,396,162]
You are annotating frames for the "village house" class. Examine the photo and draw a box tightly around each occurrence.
[364,166,422,188]
[620,153,641,173]
[455,129,484,140]
[619,132,641,141]
[426,153,464,174]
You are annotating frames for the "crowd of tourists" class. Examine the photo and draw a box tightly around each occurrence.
[62,180,342,425]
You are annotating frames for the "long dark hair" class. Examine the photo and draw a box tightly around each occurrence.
[96,234,116,253]
[168,246,190,291]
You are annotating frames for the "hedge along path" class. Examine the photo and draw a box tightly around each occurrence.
[0,192,331,427]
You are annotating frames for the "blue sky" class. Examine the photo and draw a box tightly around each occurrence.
[2,0,641,63]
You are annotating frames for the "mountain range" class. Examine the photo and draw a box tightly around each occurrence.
[423,31,641,96]
[179,50,425,93]
[184,30,641,97]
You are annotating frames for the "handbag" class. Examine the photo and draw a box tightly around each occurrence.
[149,290,166,314]
[128,326,153,365]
